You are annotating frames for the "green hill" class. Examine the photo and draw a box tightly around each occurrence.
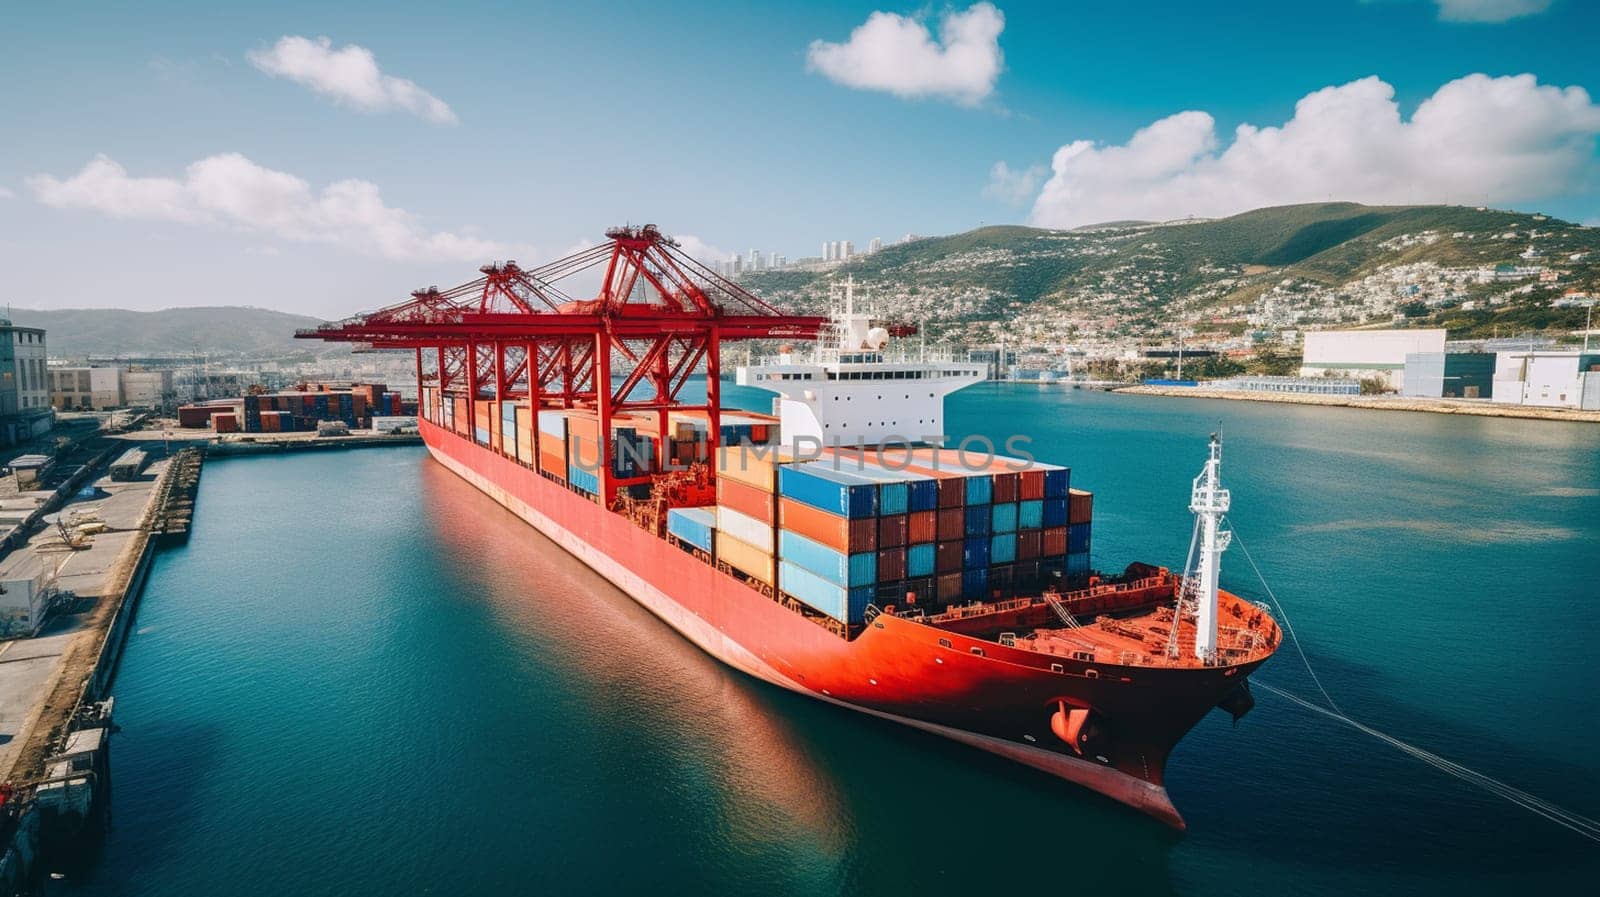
[740,203,1600,342]
[9,306,339,359]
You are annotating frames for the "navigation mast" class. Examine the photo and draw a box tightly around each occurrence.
[1188,434,1232,663]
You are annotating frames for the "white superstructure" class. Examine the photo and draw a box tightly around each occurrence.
[736,279,985,447]
[1186,435,1231,664]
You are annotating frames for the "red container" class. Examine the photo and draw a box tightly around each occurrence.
[877,546,907,582]
[1019,469,1046,501]
[1043,526,1068,557]
[907,510,937,544]
[213,413,238,433]
[1069,489,1094,525]
[779,497,877,554]
[877,514,908,548]
[1017,529,1042,561]
[937,572,963,602]
[718,477,775,525]
[935,540,963,574]
[936,477,966,509]
[936,507,965,541]
[991,472,1019,504]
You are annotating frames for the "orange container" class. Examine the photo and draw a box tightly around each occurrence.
[717,477,775,525]
[1043,526,1068,556]
[908,510,937,544]
[778,497,876,554]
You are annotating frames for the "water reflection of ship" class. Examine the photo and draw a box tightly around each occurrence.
[417,462,852,867]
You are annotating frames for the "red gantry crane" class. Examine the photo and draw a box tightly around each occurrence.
[297,224,825,505]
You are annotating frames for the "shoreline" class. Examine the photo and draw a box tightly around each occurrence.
[1114,385,1600,423]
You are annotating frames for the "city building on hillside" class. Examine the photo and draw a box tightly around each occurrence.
[869,237,882,254]
[1491,350,1600,410]
[1300,328,1446,391]
[0,320,52,447]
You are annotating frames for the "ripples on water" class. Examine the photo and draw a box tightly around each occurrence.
[60,387,1600,896]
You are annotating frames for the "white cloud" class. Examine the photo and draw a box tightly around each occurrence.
[27,153,515,262]
[248,35,456,124]
[806,3,1004,106]
[672,234,731,266]
[1028,74,1600,229]
[0,186,14,200]
[1434,0,1552,23]
[982,161,1046,206]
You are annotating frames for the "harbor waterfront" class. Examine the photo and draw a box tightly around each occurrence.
[61,385,1599,896]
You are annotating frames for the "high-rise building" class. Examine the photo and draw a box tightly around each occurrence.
[0,319,52,447]
[730,254,742,275]
[748,248,762,271]
[771,253,785,268]
[869,237,883,254]
[842,241,854,260]
[822,242,832,262]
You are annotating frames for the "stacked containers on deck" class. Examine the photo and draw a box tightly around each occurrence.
[514,405,534,465]
[538,411,567,480]
[713,445,788,588]
[474,400,493,447]
[666,506,716,555]
[1066,488,1094,581]
[775,462,879,624]
[500,401,518,459]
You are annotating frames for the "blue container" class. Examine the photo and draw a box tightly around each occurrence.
[778,561,873,624]
[906,478,938,512]
[962,566,989,600]
[844,459,935,515]
[1042,498,1069,528]
[963,536,990,569]
[1066,551,1091,579]
[964,473,993,505]
[667,507,716,552]
[907,542,935,577]
[778,529,877,588]
[990,532,1017,564]
[991,502,1018,534]
[779,464,878,519]
[1069,522,1092,554]
[567,462,599,495]
[1043,467,1071,499]
[501,403,517,425]
[1019,499,1044,529]
[964,505,991,537]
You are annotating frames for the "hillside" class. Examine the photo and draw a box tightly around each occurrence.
[740,203,1600,346]
[9,306,338,358]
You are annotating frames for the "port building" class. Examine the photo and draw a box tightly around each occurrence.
[0,320,52,448]
[1400,352,1496,399]
[1490,350,1600,410]
[1300,329,1446,390]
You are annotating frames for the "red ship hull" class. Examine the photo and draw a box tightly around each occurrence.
[421,418,1265,828]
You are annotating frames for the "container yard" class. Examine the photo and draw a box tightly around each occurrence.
[176,383,410,434]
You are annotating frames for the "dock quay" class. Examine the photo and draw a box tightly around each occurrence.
[1116,384,1600,423]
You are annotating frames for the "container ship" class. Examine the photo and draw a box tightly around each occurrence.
[299,226,1279,828]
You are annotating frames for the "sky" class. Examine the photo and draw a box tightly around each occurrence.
[2,0,1598,318]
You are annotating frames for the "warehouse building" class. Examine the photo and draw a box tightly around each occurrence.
[1300,329,1446,391]
[1401,353,1496,399]
[0,320,52,447]
[1491,350,1600,410]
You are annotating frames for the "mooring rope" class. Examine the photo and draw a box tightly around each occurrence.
[1226,520,1600,845]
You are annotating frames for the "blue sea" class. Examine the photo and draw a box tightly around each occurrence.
[58,386,1600,895]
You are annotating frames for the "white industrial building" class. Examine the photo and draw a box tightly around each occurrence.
[1491,350,1600,410]
[1300,329,1447,391]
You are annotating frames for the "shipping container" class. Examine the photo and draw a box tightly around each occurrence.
[1018,469,1046,501]
[936,507,965,541]
[903,576,936,608]
[964,473,994,506]
[717,506,774,554]
[1045,468,1071,499]
[1066,551,1091,581]
[716,445,791,492]
[778,529,876,588]
[1017,529,1042,561]
[667,507,716,553]
[1068,522,1092,555]
[779,463,878,519]
[1043,526,1069,557]
[963,504,991,537]
[907,510,937,544]
[719,532,776,586]
[937,572,964,603]
[935,540,963,574]
[1013,560,1042,591]
[778,560,870,624]
[568,462,600,495]
[718,477,776,525]
[877,514,908,548]
[962,567,989,601]
[1018,499,1044,530]
[877,546,907,582]
[1043,497,1069,528]
[1068,488,1094,525]
[907,542,935,578]
[990,533,1018,565]
[213,413,239,433]
[990,502,1018,534]
[990,563,1015,598]
[778,498,877,554]
[991,471,1019,504]
[963,536,991,569]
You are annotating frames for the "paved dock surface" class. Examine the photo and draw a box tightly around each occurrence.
[1117,385,1600,422]
[0,456,167,781]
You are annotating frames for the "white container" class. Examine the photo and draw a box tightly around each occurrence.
[716,505,774,554]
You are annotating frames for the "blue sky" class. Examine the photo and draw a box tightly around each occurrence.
[2,0,1598,316]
